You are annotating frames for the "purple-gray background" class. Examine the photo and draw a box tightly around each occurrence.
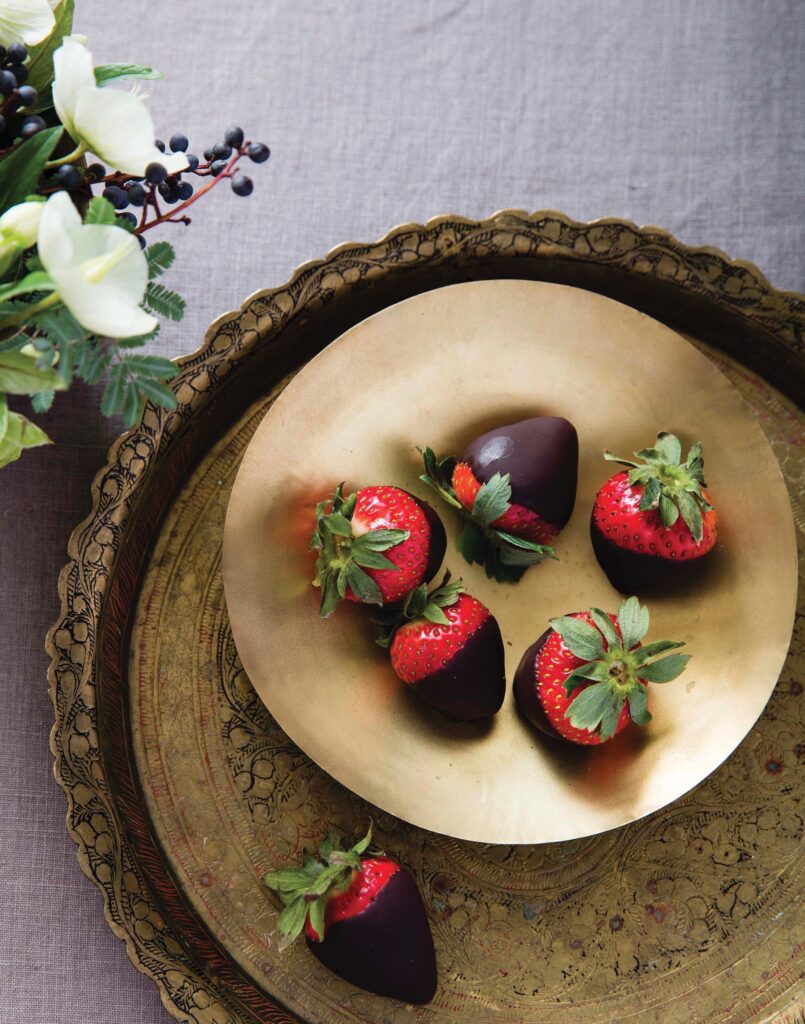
[1,1,804,1020]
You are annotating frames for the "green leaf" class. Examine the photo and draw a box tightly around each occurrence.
[318,573,340,618]
[422,603,450,625]
[471,472,511,527]
[603,450,640,469]
[0,394,6,436]
[0,127,62,212]
[638,475,661,511]
[634,447,664,464]
[456,520,487,566]
[31,389,54,413]
[118,325,159,348]
[352,548,396,571]
[493,530,551,553]
[548,616,605,661]
[144,241,176,280]
[658,494,679,528]
[638,653,691,683]
[144,282,186,321]
[307,895,326,940]
[358,528,409,550]
[498,544,549,567]
[627,686,652,726]
[598,698,624,741]
[94,63,162,87]
[120,353,176,379]
[562,660,610,695]
[655,432,682,465]
[344,562,383,605]
[0,271,57,303]
[74,341,112,385]
[263,866,318,892]
[351,826,373,856]
[101,364,127,416]
[566,683,613,732]
[632,639,685,665]
[122,380,143,427]
[0,409,51,468]
[276,897,308,948]
[84,196,118,226]
[26,0,75,108]
[134,377,177,410]
[589,608,619,649]
[318,830,342,860]
[321,512,352,537]
[675,489,704,543]
[616,596,649,650]
[0,349,65,394]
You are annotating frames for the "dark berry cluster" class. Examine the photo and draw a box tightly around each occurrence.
[0,43,45,149]
[40,124,270,244]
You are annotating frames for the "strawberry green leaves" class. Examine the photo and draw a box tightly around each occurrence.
[603,431,714,543]
[419,445,554,583]
[373,572,463,647]
[552,597,690,741]
[263,826,373,948]
[311,484,409,617]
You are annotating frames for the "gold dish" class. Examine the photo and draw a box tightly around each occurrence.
[223,280,797,845]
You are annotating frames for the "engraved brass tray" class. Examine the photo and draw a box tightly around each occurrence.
[48,212,805,1023]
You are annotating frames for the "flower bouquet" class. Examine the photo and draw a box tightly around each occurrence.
[0,0,269,468]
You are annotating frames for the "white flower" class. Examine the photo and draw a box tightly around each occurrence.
[0,200,43,272]
[38,191,157,338]
[0,0,55,47]
[52,36,187,177]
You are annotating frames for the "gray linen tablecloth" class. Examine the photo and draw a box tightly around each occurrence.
[1,1,803,1020]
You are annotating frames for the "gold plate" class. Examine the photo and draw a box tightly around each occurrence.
[222,280,798,845]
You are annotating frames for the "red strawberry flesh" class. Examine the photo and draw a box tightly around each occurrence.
[347,486,445,604]
[305,857,399,942]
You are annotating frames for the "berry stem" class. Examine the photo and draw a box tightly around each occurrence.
[133,148,243,235]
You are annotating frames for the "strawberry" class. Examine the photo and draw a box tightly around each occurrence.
[263,826,437,1004]
[514,596,690,745]
[374,573,506,720]
[311,483,446,616]
[420,416,578,582]
[590,431,718,592]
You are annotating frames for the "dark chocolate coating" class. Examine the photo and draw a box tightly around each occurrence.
[411,615,506,720]
[412,494,447,585]
[306,867,437,1004]
[463,416,578,528]
[512,628,557,738]
[590,517,711,593]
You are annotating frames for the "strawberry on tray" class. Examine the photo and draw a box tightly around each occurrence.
[263,827,437,1005]
[311,483,446,616]
[420,415,578,582]
[591,431,719,592]
[514,596,690,745]
[374,573,506,720]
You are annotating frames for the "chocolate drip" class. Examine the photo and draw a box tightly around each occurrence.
[463,416,578,528]
[306,867,437,1004]
[412,615,506,721]
[512,629,557,737]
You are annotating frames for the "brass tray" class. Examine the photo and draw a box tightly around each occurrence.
[48,211,805,1024]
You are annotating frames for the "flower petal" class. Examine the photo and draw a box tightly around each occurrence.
[37,190,80,272]
[0,200,43,248]
[0,0,55,46]
[52,36,97,139]
[73,86,188,176]
[51,269,157,338]
[73,224,148,300]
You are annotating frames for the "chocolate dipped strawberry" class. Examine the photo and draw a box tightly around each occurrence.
[263,827,437,1004]
[591,431,718,593]
[312,483,446,616]
[514,596,689,745]
[374,573,506,720]
[420,416,578,582]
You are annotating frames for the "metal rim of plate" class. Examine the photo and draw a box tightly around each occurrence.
[46,210,805,1024]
